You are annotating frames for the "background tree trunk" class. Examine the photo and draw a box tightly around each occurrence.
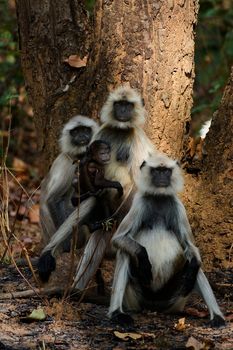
[16,0,198,170]
[184,68,233,269]
[15,0,92,166]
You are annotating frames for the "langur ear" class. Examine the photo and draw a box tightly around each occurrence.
[176,160,181,168]
[141,98,145,106]
[140,160,146,169]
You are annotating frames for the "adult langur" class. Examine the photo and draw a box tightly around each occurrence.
[109,152,225,328]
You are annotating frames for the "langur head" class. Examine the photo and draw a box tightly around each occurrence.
[137,152,184,196]
[88,140,111,164]
[100,85,146,129]
[60,115,99,156]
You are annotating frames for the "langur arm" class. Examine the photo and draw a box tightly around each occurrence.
[46,155,76,227]
[112,210,140,257]
[94,172,123,197]
[112,200,149,264]
[176,199,201,263]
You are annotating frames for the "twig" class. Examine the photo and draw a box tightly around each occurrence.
[0,287,109,305]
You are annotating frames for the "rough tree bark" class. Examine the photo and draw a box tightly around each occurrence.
[184,68,233,269]
[16,0,198,170]
[15,0,92,165]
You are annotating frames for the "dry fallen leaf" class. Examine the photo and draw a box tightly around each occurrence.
[29,308,46,321]
[28,204,40,224]
[12,157,29,173]
[114,330,142,341]
[64,55,88,68]
[186,336,204,350]
[174,317,190,331]
[21,308,46,323]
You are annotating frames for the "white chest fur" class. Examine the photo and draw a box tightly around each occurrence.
[136,227,183,291]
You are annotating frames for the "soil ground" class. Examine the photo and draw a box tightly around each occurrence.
[0,252,232,350]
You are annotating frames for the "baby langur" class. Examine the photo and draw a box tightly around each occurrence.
[71,140,123,206]
[109,153,225,328]
[40,115,99,245]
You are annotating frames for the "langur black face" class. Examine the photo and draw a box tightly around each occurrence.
[90,141,111,164]
[113,100,135,122]
[70,126,92,146]
[150,166,172,188]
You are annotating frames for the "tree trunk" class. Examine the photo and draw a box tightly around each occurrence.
[15,0,92,167]
[16,0,232,269]
[184,68,233,269]
[16,0,198,171]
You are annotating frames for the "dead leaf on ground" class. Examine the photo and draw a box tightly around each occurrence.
[28,204,40,224]
[114,330,142,341]
[174,317,190,331]
[12,157,29,173]
[186,336,204,350]
[64,55,88,68]
[21,308,46,323]
[226,313,233,321]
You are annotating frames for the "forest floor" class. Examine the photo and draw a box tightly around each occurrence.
[0,248,232,350]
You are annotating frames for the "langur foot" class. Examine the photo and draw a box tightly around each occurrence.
[111,310,134,327]
[102,218,115,232]
[37,251,56,282]
[88,218,114,233]
[210,315,226,328]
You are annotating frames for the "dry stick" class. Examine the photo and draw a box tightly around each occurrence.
[10,251,43,301]
[0,287,109,305]
[0,190,23,263]
[0,110,46,304]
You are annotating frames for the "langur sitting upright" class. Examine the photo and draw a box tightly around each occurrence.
[39,115,99,245]
[109,152,225,328]
[94,84,155,202]
[38,86,155,287]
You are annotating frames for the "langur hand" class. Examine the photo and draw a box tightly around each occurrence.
[102,218,115,232]
[184,243,202,265]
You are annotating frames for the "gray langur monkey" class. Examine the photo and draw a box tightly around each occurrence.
[109,152,225,328]
[73,85,156,291]
[38,85,155,289]
[39,115,99,244]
